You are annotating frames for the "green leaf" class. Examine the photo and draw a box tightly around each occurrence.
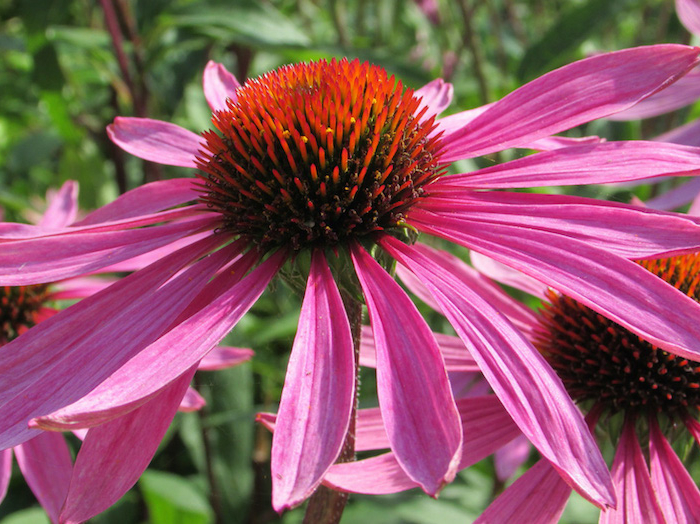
[139,470,213,524]
[170,5,310,48]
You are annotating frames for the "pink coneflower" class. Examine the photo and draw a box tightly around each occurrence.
[471,252,700,522]
[0,183,253,523]
[4,46,700,515]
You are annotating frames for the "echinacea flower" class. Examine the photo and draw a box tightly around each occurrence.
[4,46,700,516]
[0,182,253,523]
[469,251,700,523]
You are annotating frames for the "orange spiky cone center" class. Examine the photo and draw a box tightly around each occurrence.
[195,58,444,250]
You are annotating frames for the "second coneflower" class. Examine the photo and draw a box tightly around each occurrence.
[4,46,700,515]
[477,252,700,522]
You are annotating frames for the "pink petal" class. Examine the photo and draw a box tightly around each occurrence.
[649,416,700,523]
[599,418,665,524]
[360,324,479,372]
[0,203,207,241]
[32,248,283,431]
[178,387,206,412]
[397,248,539,336]
[0,235,228,449]
[100,232,211,273]
[440,45,700,160]
[107,117,204,168]
[379,237,614,507]
[48,276,119,301]
[608,67,700,120]
[198,346,253,370]
[494,435,531,482]
[469,251,548,299]
[0,214,217,285]
[434,141,700,188]
[350,242,462,495]
[678,0,700,38]
[39,180,78,229]
[323,395,521,494]
[685,416,700,445]
[203,61,241,112]
[474,460,571,524]
[271,250,354,511]
[414,78,453,122]
[411,210,700,363]
[655,116,700,147]
[434,103,494,137]
[59,367,195,524]
[259,404,389,453]
[0,449,10,503]
[418,191,700,259]
[14,432,73,523]
[521,135,603,151]
[76,178,199,226]
[645,177,700,210]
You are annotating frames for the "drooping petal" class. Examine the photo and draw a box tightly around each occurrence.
[440,45,700,161]
[39,180,78,229]
[178,387,206,412]
[434,141,700,189]
[649,416,700,523]
[380,237,613,507]
[203,61,242,112]
[323,395,520,494]
[469,251,548,299]
[0,448,10,503]
[360,325,479,372]
[271,250,354,512]
[258,405,389,452]
[599,418,665,524]
[411,210,700,363]
[59,367,195,524]
[655,117,700,148]
[0,213,217,285]
[494,435,531,482]
[474,460,571,524]
[396,248,539,335]
[418,191,700,259]
[607,67,700,120]
[14,433,73,524]
[646,177,700,210]
[434,103,494,137]
[0,235,230,449]
[198,346,253,371]
[0,203,207,241]
[107,117,204,168]
[350,242,462,495]
[32,248,283,430]
[48,276,119,301]
[415,78,453,122]
[521,135,603,151]
[678,0,700,37]
[76,178,199,226]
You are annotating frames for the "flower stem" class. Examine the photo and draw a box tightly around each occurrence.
[302,291,362,524]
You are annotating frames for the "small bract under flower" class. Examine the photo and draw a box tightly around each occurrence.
[196,58,443,250]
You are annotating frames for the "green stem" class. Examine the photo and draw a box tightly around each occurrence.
[302,291,362,524]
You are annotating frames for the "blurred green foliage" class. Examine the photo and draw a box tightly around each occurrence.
[1,0,698,522]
